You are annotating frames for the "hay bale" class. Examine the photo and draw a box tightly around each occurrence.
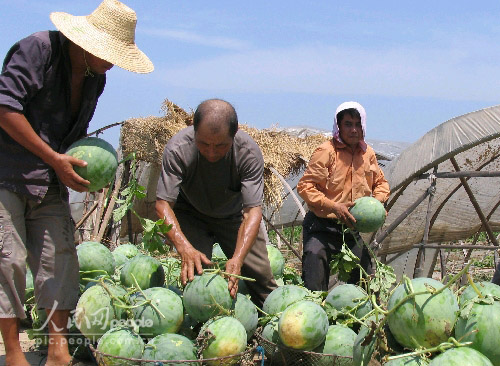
[119,99,329,208]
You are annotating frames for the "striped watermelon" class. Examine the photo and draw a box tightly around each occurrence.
[65,137,118,192]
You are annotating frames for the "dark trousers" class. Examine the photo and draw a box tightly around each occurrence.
[302,211,372,291]
[174,204,277,308]
[492,260,500,286]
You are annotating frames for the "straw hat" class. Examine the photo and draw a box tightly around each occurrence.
[50,0,154,74]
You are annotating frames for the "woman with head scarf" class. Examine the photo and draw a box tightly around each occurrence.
[297,102,390,291]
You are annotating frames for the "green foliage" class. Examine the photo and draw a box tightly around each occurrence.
[268,226,302,245]
[330,242,360,282]
[113,153,171,255]
[281,264,304,286]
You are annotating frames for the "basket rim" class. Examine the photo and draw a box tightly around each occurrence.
[255,332,353,359]
[89,343,257,364]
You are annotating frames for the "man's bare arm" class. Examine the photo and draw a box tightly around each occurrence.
[155,199,212,285]
[0,106,89,192]
[225,205,262,298]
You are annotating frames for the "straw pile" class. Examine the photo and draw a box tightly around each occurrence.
[120,99,329,207]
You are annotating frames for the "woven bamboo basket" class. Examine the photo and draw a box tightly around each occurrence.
[89,343,258,365]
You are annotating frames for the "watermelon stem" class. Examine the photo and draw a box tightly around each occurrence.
[466,273,484,298]
[385,337,472,362]
[128,273,166,319]
[203,268,256,282]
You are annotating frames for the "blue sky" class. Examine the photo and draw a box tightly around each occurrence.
[1,1,500,148]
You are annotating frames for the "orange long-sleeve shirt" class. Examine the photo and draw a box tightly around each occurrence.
[297,139,390,219]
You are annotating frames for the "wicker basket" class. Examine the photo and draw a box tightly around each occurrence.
[89,343,258,365]
[256,333,353,366]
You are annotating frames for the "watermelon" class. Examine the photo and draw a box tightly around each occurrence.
[317,324,356,366]
[278,300,329,351]
[429,347,493,366]
[262,285,309,315]
[233,293,258,340]
[385,356,429,365]
[97,327,144,366]
[352,320,377,366]
[142,333,197,366]
[455,299,500,366]
[349,196,386,233]
[77,241,115,285]
[183,273,232,323]
[261,316,280,344]
[387,277,459,349]
[112,243,139,259]
[459,282,500,306]
[112,252,129,269]
[74,285,121,342]
[199,316,247,366]
[120,254,165,290]
[324,284,372,319]
[65,136,118,192]
[129,287,184,337]
[267,245,285,279]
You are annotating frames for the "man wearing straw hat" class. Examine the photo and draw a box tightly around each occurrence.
[0,1,153,365]
[156,99,277,308]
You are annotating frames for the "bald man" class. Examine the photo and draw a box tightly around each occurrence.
[155,99,277,307]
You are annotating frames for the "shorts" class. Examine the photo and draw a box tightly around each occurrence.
[0,187,79,318]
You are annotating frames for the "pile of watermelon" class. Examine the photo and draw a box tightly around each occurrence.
[23,238,500,366]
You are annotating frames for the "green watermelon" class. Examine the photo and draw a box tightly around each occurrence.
[429,347,493,366]
[261,316,280,344]
[65,137,118,192]
[77,241,115,285]
[112,243,140,259]
[387,277,459,349]
[233,293,258,340]
[112,252,129,268]
[183,273,232,323]
[316,324,356,366]
[278,300,329,351]
[142,333,197,366]
[324,284,372,319]
[120,255,165,290]
[349,196,386,233]
[459,282,500,306]
[455,299,500,366]
[129,287,184,337]
[267,245,285,279]
[262,285,309,315]
[385,356,429,365]
[74,285,121,342]
[97,327,144,366]
[352,320,377,366]
[199,316,247,366]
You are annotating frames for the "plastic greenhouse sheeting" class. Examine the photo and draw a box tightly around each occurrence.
[377,104,500,255]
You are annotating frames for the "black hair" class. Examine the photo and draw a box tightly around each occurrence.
[193,99,238,138]
[336,108,361,125]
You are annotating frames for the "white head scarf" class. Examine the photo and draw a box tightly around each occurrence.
[333,101,367,151]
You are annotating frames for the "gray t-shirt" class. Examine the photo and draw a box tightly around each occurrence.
[156,126,264,218]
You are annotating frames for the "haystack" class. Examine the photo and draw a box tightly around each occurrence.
[121,99,328,209]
